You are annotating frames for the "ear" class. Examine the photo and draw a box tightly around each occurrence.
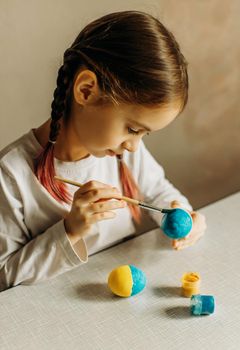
[73,69,99,106]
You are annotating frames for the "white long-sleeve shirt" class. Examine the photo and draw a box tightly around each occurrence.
[0,129,192,292]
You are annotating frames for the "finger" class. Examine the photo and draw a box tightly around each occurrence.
[170,200,181,208]
[75,180,121,197]
[175,240,196,250]
[77,187,123,205]
[175,238,199,250]
[88,211,117,224]
[171,239,178,248]
[191,211,198,219]
[191,212,207,231]
[89,199,126,213]
[173,230,200,249]
[174,230,205,250]
[172,237,186,249]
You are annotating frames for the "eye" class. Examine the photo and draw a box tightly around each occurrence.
[127,127,140,135]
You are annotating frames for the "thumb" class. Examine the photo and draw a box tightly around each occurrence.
[191,211,198,219]
[170,200,182,209]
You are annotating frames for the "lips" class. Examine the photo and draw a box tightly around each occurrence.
[107,150,116,156]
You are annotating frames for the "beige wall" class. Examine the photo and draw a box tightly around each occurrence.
[0,0,239,209]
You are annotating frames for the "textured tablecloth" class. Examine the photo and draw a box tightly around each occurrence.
[0,192,240,350]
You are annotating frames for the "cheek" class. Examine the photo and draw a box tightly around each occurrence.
[84,127,120,149]
[75,110,125,148]
[91,122,123,146]
[98,132,121,148]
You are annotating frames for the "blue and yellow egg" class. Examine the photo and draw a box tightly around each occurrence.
[108,265,147,297]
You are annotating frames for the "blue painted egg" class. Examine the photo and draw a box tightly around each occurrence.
[108,264,147,297]
[161,208,193,239]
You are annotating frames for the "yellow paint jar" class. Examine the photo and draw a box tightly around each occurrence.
[181,272,201,297]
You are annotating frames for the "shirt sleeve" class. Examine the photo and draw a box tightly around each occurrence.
[0,165,88,292]
[136,140,193,225]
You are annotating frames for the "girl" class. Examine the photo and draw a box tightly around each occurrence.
[0,10,206,292]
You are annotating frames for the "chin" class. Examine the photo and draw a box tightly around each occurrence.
[95,154,106,158]
[90,151,107,158]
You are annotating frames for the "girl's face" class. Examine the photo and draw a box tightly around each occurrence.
[65,68,181,159]
[70,102,180,158]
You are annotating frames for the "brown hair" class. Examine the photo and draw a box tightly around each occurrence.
[34,10,188,225]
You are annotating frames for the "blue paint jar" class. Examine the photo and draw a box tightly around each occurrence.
[190,294,215,315]
[160,208,193,239]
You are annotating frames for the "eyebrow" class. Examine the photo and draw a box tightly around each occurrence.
[129,119,152,132]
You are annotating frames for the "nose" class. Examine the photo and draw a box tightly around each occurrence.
[122,139,140,153]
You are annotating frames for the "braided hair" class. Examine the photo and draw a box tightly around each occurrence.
[34,10,189,225]
[34,62,74,203]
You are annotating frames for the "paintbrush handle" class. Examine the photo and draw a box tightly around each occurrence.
[54,176,84,187]
[54,176,171,213]
[54,176,140,206]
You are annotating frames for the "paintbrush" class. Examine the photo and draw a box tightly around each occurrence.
[54,176,172,214]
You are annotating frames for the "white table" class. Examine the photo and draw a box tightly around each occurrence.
[0,192,240,350]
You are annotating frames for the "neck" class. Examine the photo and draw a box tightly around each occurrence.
[34,118,90,161]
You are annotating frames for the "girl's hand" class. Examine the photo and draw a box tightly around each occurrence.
[64,180,126,245]
[170,200,207,250]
